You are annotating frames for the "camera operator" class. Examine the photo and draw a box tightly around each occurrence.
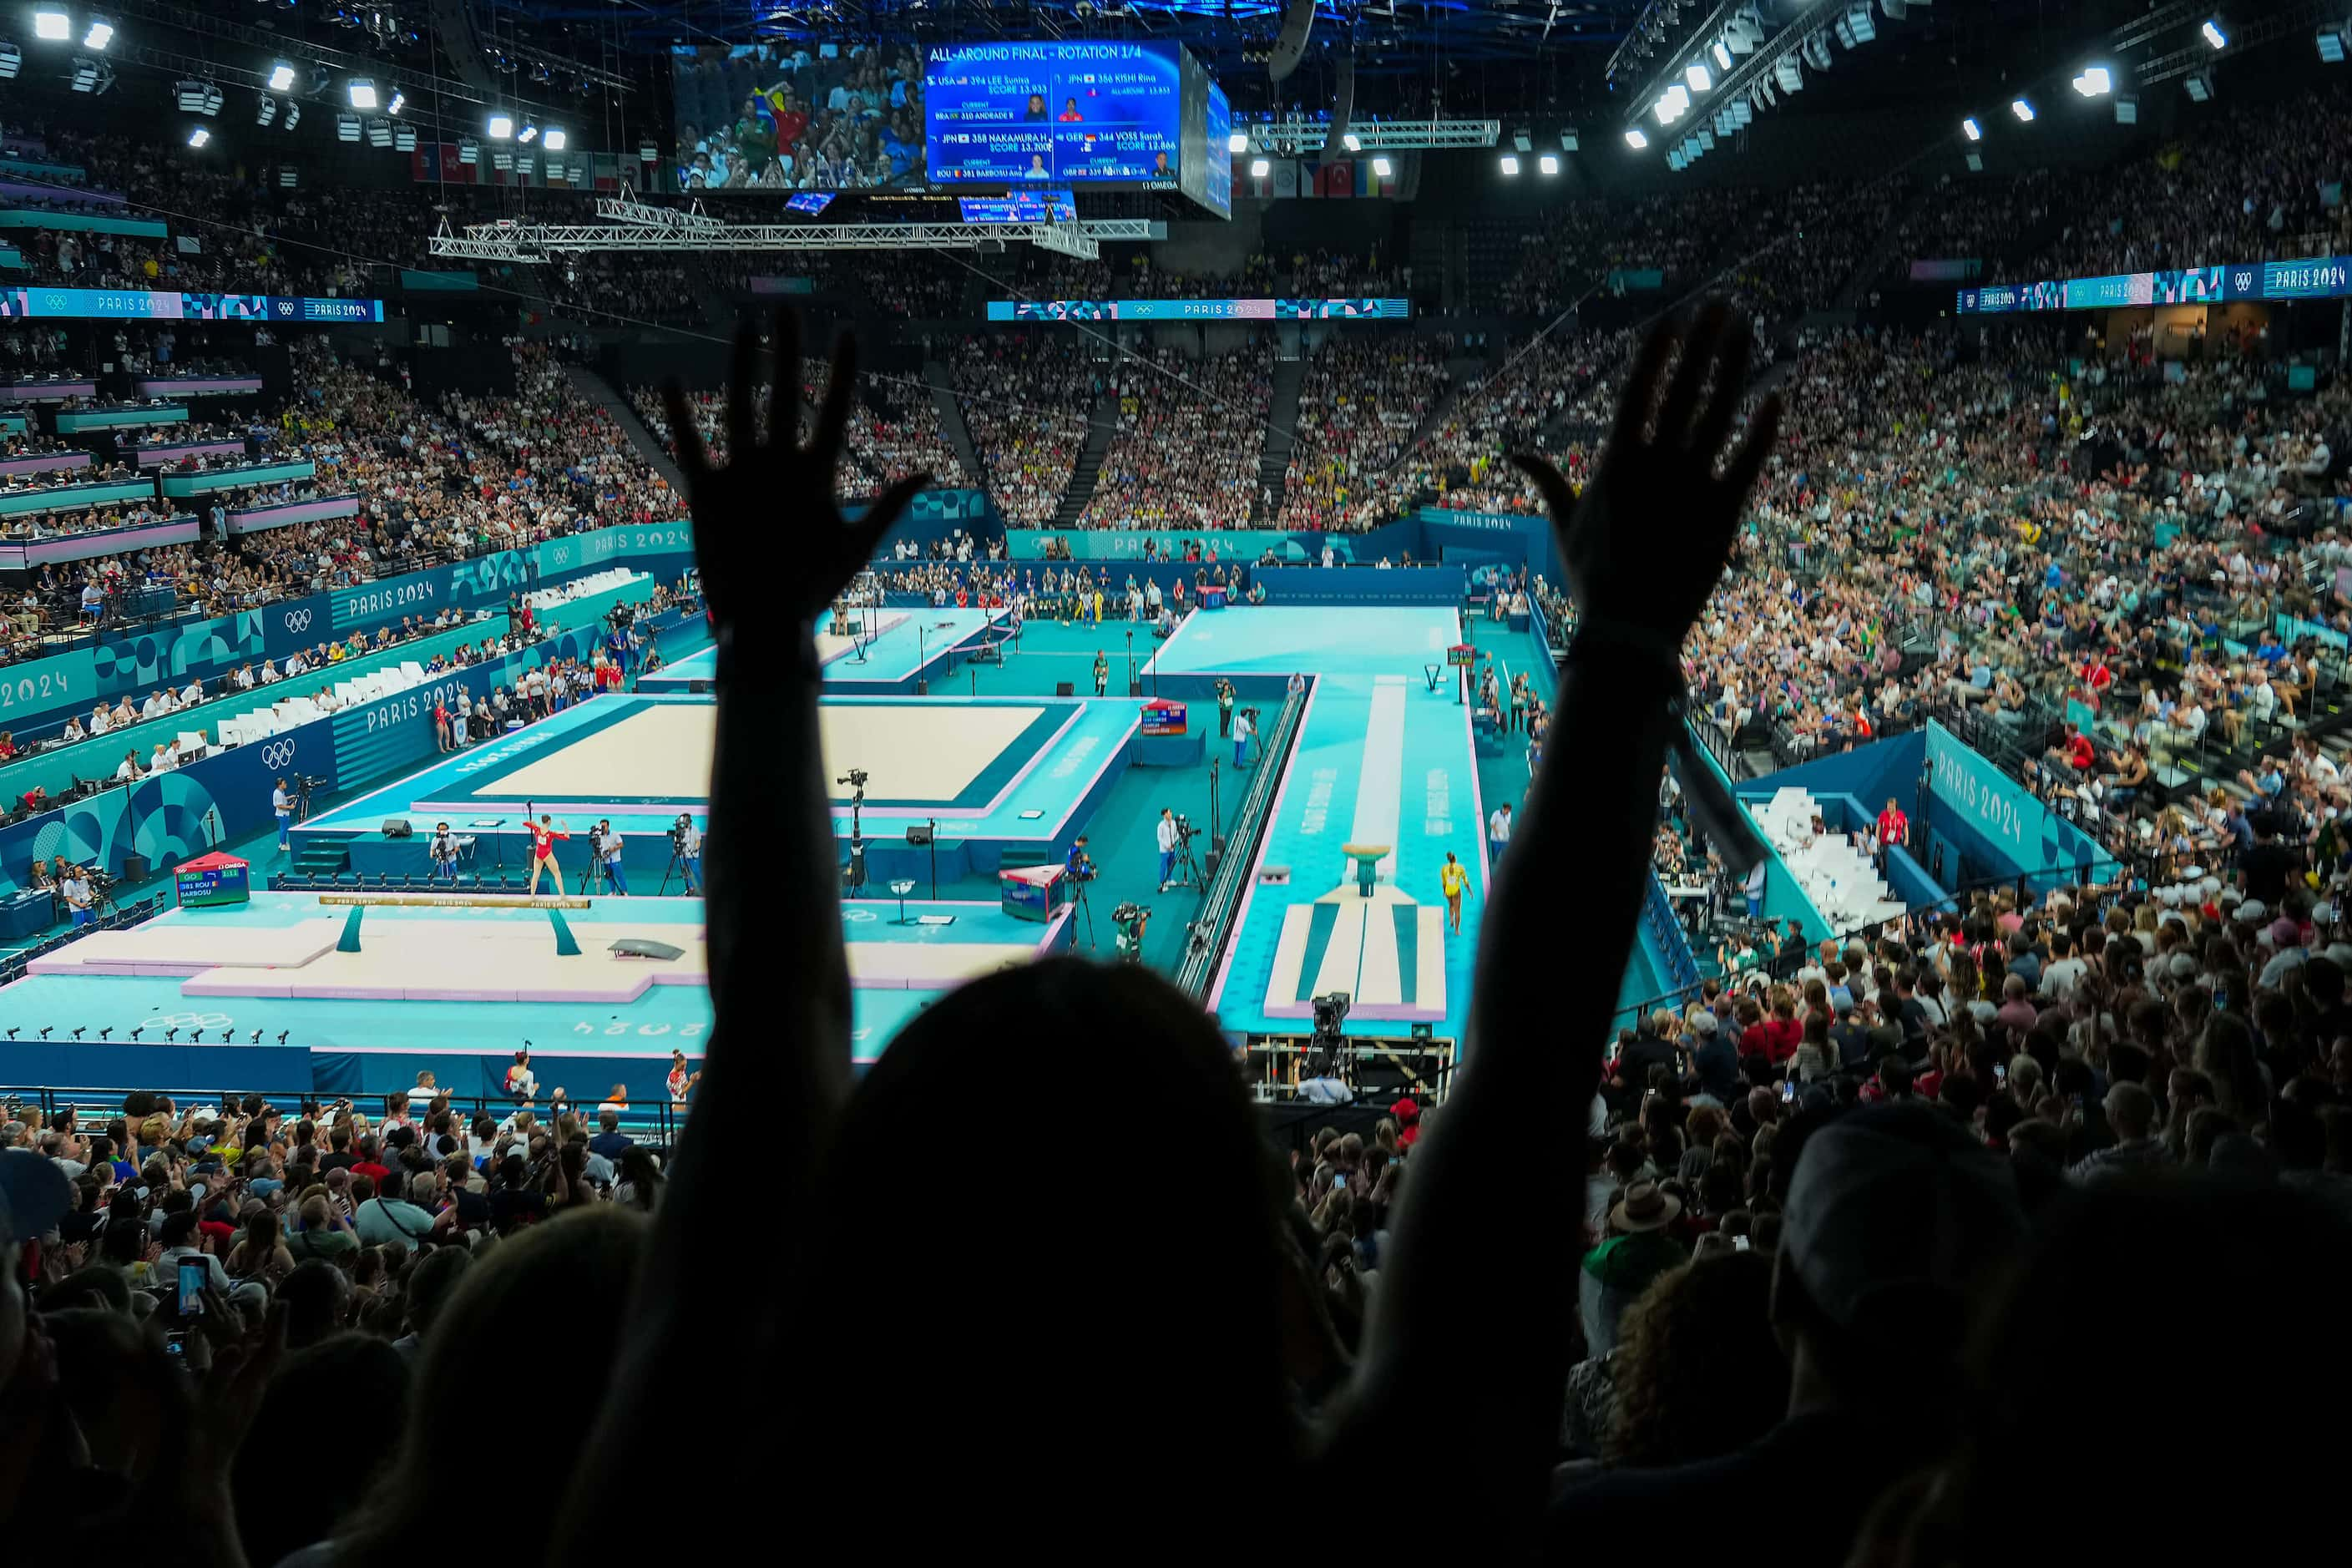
[1065,833,1096,886]
[1156,808,1180,893]
[594,818,630,896]
[428,821,460,886]
[61,860,96,928]
[672,813,702,893]
[273,776,293,852]
[1233,706,1255,768]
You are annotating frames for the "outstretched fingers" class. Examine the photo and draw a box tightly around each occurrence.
[843,471,933,564]
[1509,452,1576,526]
[815,329,860,484]
[1612,316,1682,453]
[726,325,759,461]
[1657,299,1732,452]
[1689,309,1754,463]
[1723,392,1783,504]
[661,380,706,482]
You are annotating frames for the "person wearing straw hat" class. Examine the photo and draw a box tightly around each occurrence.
[1579,1178,1686,1357]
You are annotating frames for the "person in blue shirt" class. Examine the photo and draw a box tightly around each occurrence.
[1065,834,1095,884]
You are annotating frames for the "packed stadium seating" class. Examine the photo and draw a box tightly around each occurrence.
[7,18,2352,1563]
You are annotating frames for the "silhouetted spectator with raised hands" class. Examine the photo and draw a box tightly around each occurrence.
[559,301,1781,1555]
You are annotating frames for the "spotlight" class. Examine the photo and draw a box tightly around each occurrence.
[336,111,360,141]
[276,164,297,187]
[518,121,538,144]
[1511,127,1531,151]
[2186,69,2213,100]
[1342,131,1360,152]
[177,79,220,114]
[282,101,298,130]
[256,92,276,125]
[81,18,110,51]
[1227,130,1248,153]
[1961,115,1982,140]
[32,9,67,43]
[1248,157,1270,176]
[1538,153,1559,175]
[1498,153,1520,175]
[68,54,95,90]
[2321,24,2349,63]
[267,59,295,92]
[387,89,404,115]
[488,112,513,139]
[458,136,478,164]
[1560,128,1579,151]
[1686,62,1711,91]
[2201,18,2227,49]
[1371,155,1391,176]
[543,127,566,151]
[1711,38,1732,70]
[2072,66,2112,96]
[187,126,209,149]
[347,76,377,109]
[2010,97,2035,122]
[366,117,391,148]
[1625,127,1649,149]
[2114,95,2139,124]
[0,40,20,79]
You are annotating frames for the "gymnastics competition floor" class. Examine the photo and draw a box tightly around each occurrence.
[1154,607,1485,1043]
[0,890,1073,1096]
[296,689,1139,880]
[638,606,1007,695]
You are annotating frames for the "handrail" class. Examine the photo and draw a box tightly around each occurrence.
[0,1084,684,1147]
[1176,683,1308,1000]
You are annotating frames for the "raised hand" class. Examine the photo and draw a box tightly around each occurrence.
[1514,300,1781,645]
[663,308,930,635]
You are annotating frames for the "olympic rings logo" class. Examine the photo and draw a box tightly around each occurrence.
[842,908,878,923]
[261,740,299,770]
[282,609,313,633]
[549,546,572,565]
[139,1012,234,1029]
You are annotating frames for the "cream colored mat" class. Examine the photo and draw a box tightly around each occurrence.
[817,703,1044,802]
[496,704,717,800]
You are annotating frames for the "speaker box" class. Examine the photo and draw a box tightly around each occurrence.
[382,819,414,838]
[119,852,149,881]
[1056,681,1075,697]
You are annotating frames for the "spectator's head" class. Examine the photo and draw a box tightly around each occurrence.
[1773,1105,2025,1422]
[278,1258,352,1349]
[1607,1249,1787,1467]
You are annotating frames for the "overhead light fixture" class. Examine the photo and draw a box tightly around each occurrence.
[336,111,360,142]
[2185,69,2214,100]
[1841,3,1875,44]
[281,101,298,130]
[278,165,297,188]
[255,92,276,125]
[1560,129,1579,151]
[1711,38,1732,70]
[1227,130,1248,153]
[1342,131,1360,152]
[1538,153,1560,175]
[518,121,539,144]
[267,60,294,92]
[2202,18,2228,49]
[517,154,535,177]
[544,128,567,152]
[1961,115,1981,140]
[493,149,512,171]
[1686,62,1712,92]
[2320,24,2349,63]
[458,137,478,164]
[1511,128,1531,151]
[32,9,67,43]
[1774,56,1803,92]
[1625,127,1649,149]
[347,77,377,109]
[387,89,404,116]
[1965,151,1983,172]
[487,113,513,139]
[1499,154,1520,175]
[186,126,209,149]
[367,117,392,149]
[68,54,95,90]
[0,42,18,81]
[80,18,110,51]
[1802,32,1833,71]
[2114,94,2139,123]
[2010,97,2036,122]
[2073,66,2112,96]
[1371,155,1391,176]
[1248,157,1270,176]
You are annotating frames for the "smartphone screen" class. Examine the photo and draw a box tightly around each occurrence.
[176,1259,206,1313]
[1780,1080,1796,1102]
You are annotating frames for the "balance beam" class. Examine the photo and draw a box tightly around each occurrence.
[316,892,594,910]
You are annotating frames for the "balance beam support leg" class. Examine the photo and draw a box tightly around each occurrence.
[337,907,364,953]
[549,909,581,957]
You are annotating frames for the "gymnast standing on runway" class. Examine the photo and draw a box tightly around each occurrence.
[525,812,571,896]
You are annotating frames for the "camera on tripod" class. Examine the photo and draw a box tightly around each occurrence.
[668,812,694,852]
[1111,901,1151,961]
[1311,990,1351,1043]
[1171,812,1197,842]
[837,768,869,793]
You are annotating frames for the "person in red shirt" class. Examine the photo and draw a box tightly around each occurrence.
[526,812,571,896]
[2063,727,2096,771]
[1875,798,1909,867]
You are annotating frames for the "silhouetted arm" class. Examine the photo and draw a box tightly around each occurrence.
[1328,303,1780,1548]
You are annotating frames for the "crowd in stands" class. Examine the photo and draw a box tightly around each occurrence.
[1021,246,1404,304]
[1277,338,1451,529]
[630,357,969,497]
[673,39,926,192]
[953,334,1100,524]
[1080,344,1272,529]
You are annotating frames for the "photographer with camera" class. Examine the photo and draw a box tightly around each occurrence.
[1233,706,1255,769]
[273,776,293,852]
[429,821,461,885]
[672,813,703,893]
[1065,833,1096,885]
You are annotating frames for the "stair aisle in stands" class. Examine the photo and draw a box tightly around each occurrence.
[1052,392,1119,528]
[1252,354,1306,524]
